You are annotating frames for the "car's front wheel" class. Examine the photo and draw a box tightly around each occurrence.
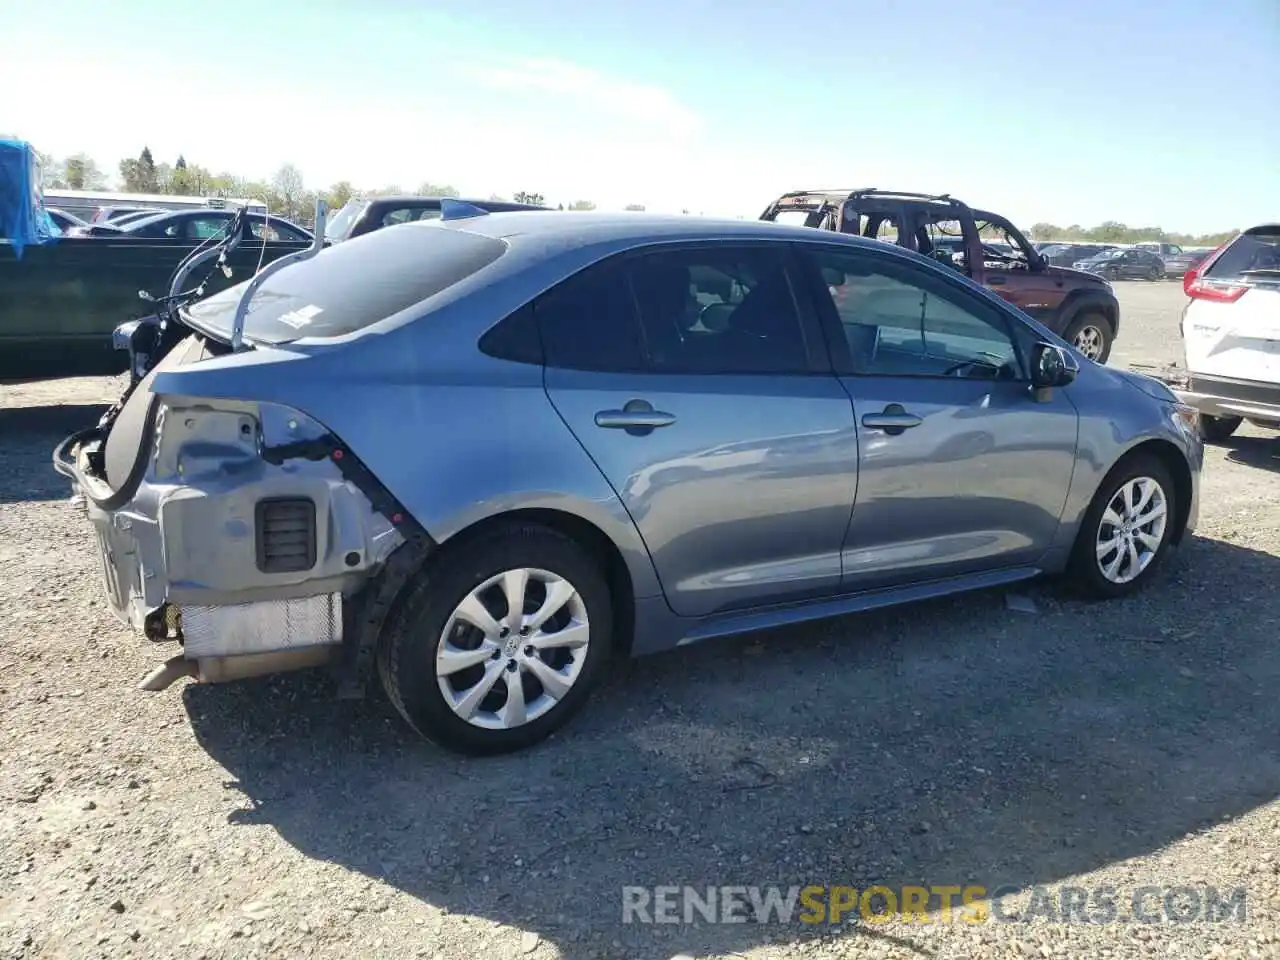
[378,523,614,755]
[1148,264,1163,280]
[1068,454,1177,599]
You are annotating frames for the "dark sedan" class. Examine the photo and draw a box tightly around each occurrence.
[323,195,546,243]
[1073,247,1166,280]
[1040,242,1118,267]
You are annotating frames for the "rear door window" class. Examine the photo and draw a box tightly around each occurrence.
[183,224,507,343]
[535,259,646,372]
[185,215,232,239]
[626,246,813,374]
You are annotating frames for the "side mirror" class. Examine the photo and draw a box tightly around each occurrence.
[1031,341,1079,389]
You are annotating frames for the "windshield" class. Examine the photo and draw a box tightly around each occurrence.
[324,199,369,241]
[183,223,508,344]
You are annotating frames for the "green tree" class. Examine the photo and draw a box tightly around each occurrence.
[61,154,105,190]
[567,200,596,211]
[120,147,158,192]
[137,147,158,191]
[624,203,646,212]
[325,181,355,210]
[513,191,544,205]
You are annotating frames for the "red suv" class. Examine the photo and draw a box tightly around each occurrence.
[760,189,1122,363]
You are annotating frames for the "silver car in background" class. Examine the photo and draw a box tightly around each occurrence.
[56,210,1204,755]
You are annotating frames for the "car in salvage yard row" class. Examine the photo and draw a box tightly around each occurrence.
[56,209,1204,755]
[1168,224,1280,442]
[1073,247,1167,281]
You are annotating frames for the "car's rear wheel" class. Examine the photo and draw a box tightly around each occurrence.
[1063,312,1113,363]
[377,524,614,755]
[1199,414,1241,444]
[1068,454,1177,599]
[1148,264,1163,280]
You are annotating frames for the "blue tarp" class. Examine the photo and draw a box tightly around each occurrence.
[0,139,59,258]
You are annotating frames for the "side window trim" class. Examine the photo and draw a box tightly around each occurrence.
[796,241,1031,382]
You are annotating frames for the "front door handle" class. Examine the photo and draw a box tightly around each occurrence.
[861,403,922,436]
[987,275,1006,286]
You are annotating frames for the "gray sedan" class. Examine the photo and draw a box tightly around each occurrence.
[57,210,1204,755]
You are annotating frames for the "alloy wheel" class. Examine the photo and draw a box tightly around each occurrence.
[435,567,590,730]
[1073,325,1105,361]
[1095,477,1168,584]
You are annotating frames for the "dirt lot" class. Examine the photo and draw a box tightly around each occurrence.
[1,281,1278,960]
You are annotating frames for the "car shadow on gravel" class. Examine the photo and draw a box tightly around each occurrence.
[0,403,107,503]
[1221,434,1280,474]
[186,534,1280,959]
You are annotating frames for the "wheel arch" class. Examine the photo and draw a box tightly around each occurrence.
[440,507,642,656]
[1109,438,1195,546]
[1057,288,1120,339]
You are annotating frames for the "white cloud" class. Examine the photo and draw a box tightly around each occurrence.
[455,57,702,138]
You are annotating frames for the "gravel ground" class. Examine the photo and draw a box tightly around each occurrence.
[1,281,1278,960]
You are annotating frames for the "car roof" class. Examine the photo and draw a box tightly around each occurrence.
[441,210,886,248]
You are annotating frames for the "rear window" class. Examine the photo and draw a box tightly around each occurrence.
[183,223,506,344]
[1204,228,1280,281]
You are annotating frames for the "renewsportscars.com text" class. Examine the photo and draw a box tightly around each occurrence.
[621,884,1248,925]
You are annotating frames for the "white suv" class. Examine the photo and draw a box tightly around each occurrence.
[1178,225,1280,442]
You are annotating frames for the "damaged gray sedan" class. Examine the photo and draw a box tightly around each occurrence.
[57,205,1204,755]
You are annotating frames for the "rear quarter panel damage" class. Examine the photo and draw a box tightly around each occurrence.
[153,332,665,601]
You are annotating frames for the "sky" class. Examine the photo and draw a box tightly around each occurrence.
[4,0,1278,233]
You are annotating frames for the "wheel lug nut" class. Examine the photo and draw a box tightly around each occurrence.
[523,645,535,657]
[506,660,518,672]
[490,650,500,660]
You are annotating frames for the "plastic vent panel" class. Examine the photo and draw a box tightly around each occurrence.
[254,498,318,573]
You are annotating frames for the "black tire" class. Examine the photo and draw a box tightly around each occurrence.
[1061,311,1114,364]
[377,523,614,755]
[1067,453,1178,600]
[1199,414,1241,444]
[1148,265,1163,281]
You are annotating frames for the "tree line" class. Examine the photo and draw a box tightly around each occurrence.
[1027,220,1237,248]
[38,148,620,227]
[36,148,1229,242]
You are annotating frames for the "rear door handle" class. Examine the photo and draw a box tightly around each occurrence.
[595,399,676,433]
[861,404,922,436]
